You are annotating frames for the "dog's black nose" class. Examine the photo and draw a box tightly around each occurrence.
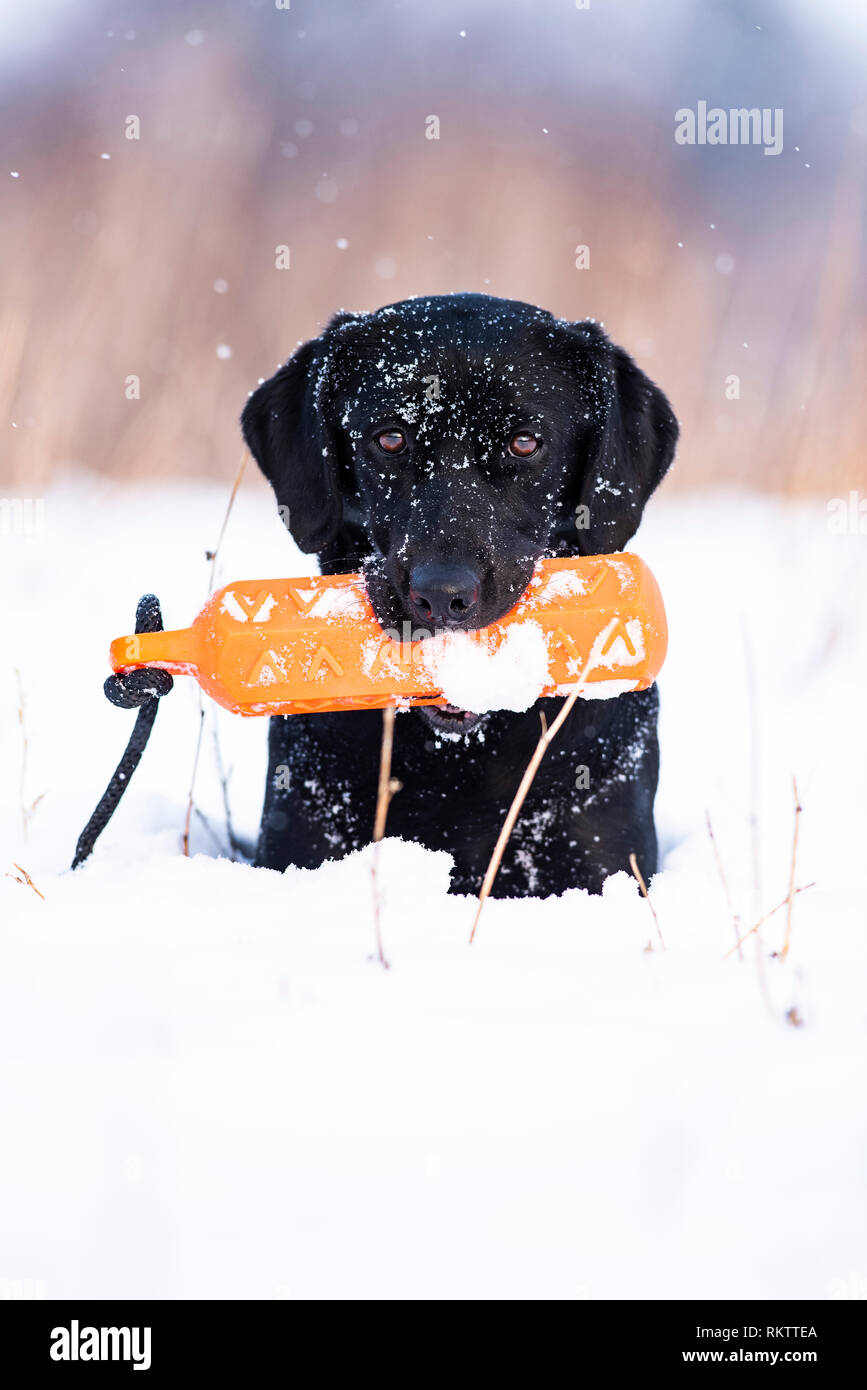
[408,563,480,628]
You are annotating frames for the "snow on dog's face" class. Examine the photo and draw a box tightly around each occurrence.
[241,293,677,729]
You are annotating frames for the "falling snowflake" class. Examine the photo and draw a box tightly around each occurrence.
[315,177,339,204]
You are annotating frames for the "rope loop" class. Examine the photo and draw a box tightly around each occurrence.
[71,592,173,869]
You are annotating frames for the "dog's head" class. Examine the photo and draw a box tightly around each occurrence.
[242,293,677,727]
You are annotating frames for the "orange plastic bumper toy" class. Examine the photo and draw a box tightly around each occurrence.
[109,553,667,717]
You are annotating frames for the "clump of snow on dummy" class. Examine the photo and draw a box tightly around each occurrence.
[420,611,645,713]
[421,621,549,712]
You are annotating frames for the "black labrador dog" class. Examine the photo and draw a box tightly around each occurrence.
[241,293,677,896]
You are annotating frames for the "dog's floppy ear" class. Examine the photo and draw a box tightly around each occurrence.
[241,317,353,553]
[569,321,678,555]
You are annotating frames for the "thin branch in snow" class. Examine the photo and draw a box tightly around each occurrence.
[705,809,742,960]
[14,668,28,835]
[752,933,776,1021]
[212,724,242,861]
[373,705,401,843]
[741,616,763,919]
[182,706,206,858]
[370,704,401,970]
[723,881,815,959]
[780,777,803,961]
[14,668,44,840]
[629,851,665,951]
[470,656,594,943]
[205,447,249,596]
[193,804,230,858]
[183,448,249,856]
[6,862,45,900]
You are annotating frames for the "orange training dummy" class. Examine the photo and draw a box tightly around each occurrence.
[109,553,667,717]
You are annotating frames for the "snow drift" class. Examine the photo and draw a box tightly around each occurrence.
[0,476,864,1299]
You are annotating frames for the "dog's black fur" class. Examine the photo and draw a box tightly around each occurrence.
[241,293,677,896]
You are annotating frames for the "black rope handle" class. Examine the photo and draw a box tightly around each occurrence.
[71,594,174,869]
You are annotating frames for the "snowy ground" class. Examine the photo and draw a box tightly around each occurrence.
[1,473,865,1300]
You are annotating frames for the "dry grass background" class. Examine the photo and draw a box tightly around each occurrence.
[1,0,865,495]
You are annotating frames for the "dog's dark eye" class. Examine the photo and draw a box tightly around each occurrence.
[375,429,407,455]
[508,431,541,458]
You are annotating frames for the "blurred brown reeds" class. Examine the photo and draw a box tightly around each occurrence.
[0,0,864,495]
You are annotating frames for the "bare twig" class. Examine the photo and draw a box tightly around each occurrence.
[370,705,402,969]
[752,931,776,1020]
[705,809,742,960]
[183,448,249,855]
[6,863,45,900]
[205,448,249,595]
[15,668,28,837]
[14,669,44,840]
[741,617,763,920]
[182,706,206,857]
[780,777,803,960]
[470,655,595,944]
[212,726,242,861]
[629,851,665,950]
[373,705,401,842]
[723,881,815,959]
[193,804,230,857]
